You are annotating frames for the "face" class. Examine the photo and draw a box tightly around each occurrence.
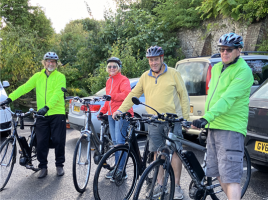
[219,46,241,64]
[107,62,119,76]
[148,56,163,72]
[45,59,57,72]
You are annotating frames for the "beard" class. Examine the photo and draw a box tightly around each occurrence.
[47,65,56,72]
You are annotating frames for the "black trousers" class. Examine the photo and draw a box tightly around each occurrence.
[36,114,66,169]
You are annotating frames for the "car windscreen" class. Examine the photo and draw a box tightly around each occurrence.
[176,62,207,95]
[245,59,268,85]
[95,87,106,96]
[251,79,268,99]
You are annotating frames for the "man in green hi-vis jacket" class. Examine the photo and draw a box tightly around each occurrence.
[0,52,67,179]
[193,33,254,200]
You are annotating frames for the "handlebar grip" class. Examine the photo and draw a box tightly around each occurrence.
[142,113,154,117]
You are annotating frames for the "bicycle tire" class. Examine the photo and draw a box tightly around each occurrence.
[0,138,16,191]
[73,135,91,193]
[93,146,138,200]
[207,148,251,200]
[133,159,175,200]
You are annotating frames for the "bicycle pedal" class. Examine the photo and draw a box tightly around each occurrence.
[91,148,95,151]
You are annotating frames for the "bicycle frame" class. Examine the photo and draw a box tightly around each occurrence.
[111,119,149,178]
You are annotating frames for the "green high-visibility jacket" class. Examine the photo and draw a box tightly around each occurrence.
[203,58,253,136]
[9,69,66,116]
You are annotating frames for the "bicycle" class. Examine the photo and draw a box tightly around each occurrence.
[68,94,113,193]
[132,97,251,200]
[93,112,155,200]
[0,106,43,191]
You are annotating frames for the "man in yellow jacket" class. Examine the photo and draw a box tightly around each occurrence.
[1,52,66,178]
[113,46,190,199]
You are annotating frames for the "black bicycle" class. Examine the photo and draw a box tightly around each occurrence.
[67,94,113,193]
[93,111,155,200]
[0,106,43,191]
[132,97,251,200]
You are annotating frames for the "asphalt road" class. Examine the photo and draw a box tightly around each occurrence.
[0,126,268,200]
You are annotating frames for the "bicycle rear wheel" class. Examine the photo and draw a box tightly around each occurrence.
[133,159,175,200]
[93,146,138,200]
[0,138,16,191]
[73,135,91,193]
[207,148,251,200]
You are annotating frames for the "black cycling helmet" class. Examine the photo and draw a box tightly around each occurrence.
[218,33,244,48]
[107,57,122,68]
[146,46,164,58]
[43,52,59,60]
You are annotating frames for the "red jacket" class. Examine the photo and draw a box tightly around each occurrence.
[100,72,134,116]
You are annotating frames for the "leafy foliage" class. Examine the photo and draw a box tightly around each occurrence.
[197,0,268,22]
[153,0,203,30]
[0,25,48,91]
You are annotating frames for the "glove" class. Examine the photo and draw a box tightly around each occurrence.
[0,98,12,106]
[37,106,49,116]
[97,112,103,120]
[192,118,208,128]
[103,95,111,101]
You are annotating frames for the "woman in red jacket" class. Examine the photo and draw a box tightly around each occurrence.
[98,57,134,182]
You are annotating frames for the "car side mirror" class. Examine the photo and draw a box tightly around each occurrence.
[132,97,141,105]
[2,81,10,88]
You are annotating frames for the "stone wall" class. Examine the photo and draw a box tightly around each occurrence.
[177,16,268,58]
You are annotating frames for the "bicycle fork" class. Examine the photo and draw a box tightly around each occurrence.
[77,131,91,165]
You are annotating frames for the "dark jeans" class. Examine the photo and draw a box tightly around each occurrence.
[36,114,66,169]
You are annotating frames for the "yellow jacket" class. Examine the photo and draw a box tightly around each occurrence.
[118,64,190,120]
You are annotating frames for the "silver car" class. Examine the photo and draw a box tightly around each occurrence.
[0,80,12,136]
[68,78,147,134]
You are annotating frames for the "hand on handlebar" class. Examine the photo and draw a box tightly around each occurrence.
[103,95,111,101]
[97,112,104,120]
[0,98,12,107]
[192,118,208,129]
[112,110,122,120]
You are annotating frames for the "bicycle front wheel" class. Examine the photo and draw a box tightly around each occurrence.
[0,138,16,191]
[28,132,39,172]
[133,159,175,200]
[93,146,138,200]
[73,135,91,193]
[207,148,251,200]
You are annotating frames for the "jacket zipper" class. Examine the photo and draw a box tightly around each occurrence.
[109,77,113,114]
[45,76,48,116]
[206,68,223,128]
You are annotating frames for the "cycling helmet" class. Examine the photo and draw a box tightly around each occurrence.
[146,46,164,58]
[43,52,59,60]
[218,33,244,48]
[107,57,122,68]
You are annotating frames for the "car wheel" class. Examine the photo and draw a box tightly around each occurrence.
[252,163,268,172]
[1,130,11,138]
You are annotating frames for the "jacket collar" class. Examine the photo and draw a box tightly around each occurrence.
[109,72,122,79]
[148,63,168,77]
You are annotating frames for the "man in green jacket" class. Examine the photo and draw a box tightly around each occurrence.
[0,52,67,178]
[193,33,254,200]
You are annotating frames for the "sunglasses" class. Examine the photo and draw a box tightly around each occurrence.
[108,65,117,69]
[46,60,56,64]
[219,48,237,53]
